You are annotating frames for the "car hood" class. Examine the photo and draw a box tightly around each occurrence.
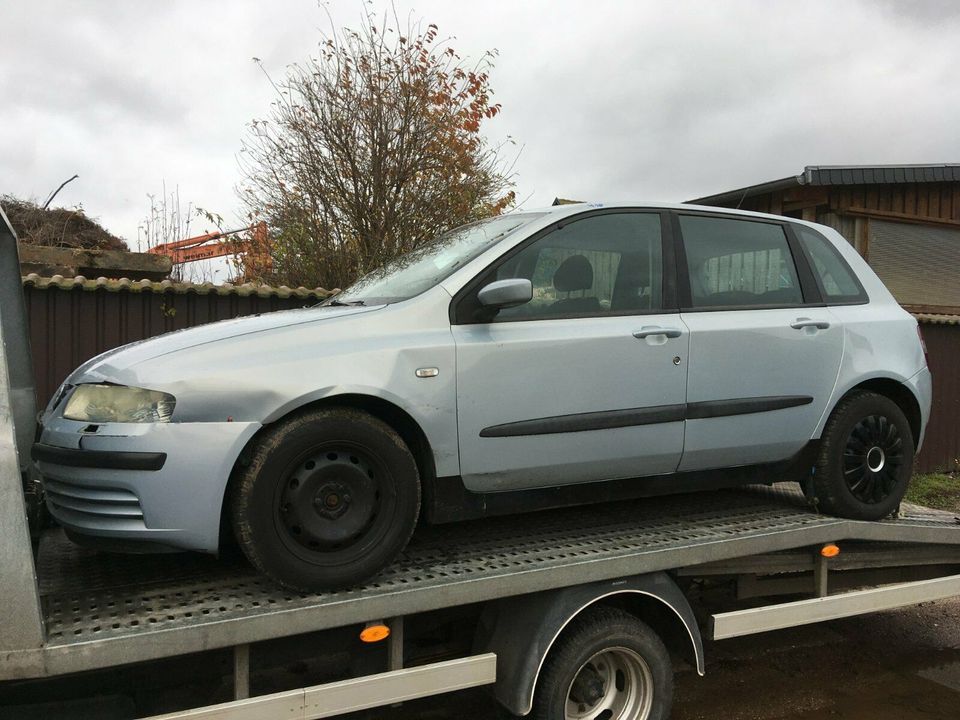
[72,303,382,379]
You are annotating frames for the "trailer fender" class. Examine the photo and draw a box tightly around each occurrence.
[476,571,704,716]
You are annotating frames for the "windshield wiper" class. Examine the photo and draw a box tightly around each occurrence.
[325,298,366,306]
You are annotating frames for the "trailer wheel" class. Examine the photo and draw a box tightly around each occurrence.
[811,390,914,520]
[231,407,420,591]
[531,606,672,720]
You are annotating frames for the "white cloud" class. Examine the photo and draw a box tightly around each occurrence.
[3,0,959,250]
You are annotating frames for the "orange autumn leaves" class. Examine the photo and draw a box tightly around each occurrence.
[239,12,515,290]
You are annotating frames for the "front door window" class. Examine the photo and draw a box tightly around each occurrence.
[491,212,663,320]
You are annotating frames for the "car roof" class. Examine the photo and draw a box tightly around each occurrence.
[510,201,806,225]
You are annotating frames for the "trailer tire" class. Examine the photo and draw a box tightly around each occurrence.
[811,390,914,520]
[231,407,420,591]
[531,606,672,720]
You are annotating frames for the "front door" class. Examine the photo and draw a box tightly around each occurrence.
[452,211,688,492]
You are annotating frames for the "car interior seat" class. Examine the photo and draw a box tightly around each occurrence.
[610,252,652,311]
[551,254,601,314]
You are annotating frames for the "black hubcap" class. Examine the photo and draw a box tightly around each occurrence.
[843,414,903,504]
[277,447,383,552]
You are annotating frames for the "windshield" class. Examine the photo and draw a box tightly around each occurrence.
[333,213,543,304]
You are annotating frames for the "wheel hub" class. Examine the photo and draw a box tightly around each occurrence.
[278,449,381,549]
[866,446,886,473]
[565,648,654,720]
[569,664,605,706]
[314,482,351,519]
[842,414,903,505]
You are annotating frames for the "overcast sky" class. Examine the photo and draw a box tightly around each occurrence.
[4,0,960,258]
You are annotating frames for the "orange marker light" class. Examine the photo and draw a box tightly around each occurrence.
[360,622,390,643]
[821,543,840,558]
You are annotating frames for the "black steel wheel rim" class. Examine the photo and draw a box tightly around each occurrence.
[273,442,396,564]
[842,414,903,504]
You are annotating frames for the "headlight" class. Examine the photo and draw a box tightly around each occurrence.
[63,385,176,423]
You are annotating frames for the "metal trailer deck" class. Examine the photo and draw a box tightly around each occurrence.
[4,212,960,718]
[6,483,959,683]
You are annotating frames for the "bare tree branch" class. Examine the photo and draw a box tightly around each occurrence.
[42,174,79,210]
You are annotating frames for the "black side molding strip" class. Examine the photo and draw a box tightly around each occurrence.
[480,395,814,438]
[479,404,687,438]
[686,395,813,419]
[31,443,167,471]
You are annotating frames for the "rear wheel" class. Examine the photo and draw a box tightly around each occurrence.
[531,607,672,720]
[231,407,420,591]
[810,390,914,520]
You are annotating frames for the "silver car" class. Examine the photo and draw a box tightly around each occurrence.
[33,203,932,590]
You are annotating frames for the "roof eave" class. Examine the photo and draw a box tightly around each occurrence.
[686,175,803,206]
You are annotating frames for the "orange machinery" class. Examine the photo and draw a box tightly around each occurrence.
[148,222,272,276]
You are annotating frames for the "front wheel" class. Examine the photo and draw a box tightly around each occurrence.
[531,606,673,720]
[810,390,915,520]
[230,407,420,591]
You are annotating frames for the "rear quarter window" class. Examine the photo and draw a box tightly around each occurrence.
[794,225,867,304]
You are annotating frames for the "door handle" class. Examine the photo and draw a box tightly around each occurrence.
[633,326,683,339]
[790,317,831,330]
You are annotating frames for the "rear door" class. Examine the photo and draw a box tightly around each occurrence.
[675,213,843,472]
[452,210,688,492]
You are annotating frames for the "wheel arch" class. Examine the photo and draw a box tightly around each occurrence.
[218,391,437,552]
[476,572,704,716]
[596,591,703,673]
[829,377,922,447]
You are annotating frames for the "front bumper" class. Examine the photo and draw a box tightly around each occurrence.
[33,417,261,553]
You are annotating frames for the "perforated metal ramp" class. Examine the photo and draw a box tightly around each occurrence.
[9,484,960,680]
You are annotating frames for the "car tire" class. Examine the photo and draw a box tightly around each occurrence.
[230,407,420,591]
[530,606,673,720]
[811,390,914,521]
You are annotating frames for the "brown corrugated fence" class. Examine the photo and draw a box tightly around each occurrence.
[21,278,959,473]
[23,276,329,411]
[917,320,959,473]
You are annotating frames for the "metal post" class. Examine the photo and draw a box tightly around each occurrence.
[814,552,829,598]
[234,644,250,700]
[388,617,404,708]
[388,616,404,671]
[0,206,37,476]
[0,211,45,654]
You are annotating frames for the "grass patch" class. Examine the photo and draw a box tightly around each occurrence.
[906,473,960,512]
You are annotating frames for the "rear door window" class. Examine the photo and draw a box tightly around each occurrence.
[679,215,803,309]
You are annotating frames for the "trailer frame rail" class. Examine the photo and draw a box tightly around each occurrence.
[711,571,960,639]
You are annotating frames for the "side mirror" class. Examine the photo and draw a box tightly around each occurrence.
[477,278,533,309]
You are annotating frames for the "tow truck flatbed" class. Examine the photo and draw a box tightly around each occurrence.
[8,483,958,682]
[4,211,960,719]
